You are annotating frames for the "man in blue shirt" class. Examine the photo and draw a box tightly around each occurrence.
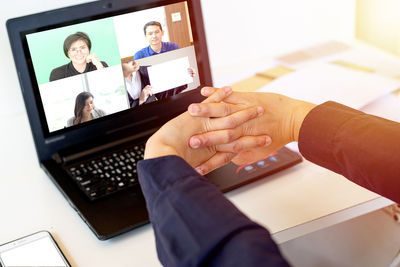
[133,21,194,101]
[134,21,180,60]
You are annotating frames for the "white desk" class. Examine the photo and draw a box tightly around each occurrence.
[0,94,398,267]
[1,41,400,266]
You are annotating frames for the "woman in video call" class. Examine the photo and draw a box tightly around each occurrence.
[121,59,155,107]
[50,32,108,82]
[67,92,106,126]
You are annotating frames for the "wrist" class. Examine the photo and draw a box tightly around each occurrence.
[139,94,147,105]
[292,100,316,142]
[95,62,104,69]
[144,135,179,159]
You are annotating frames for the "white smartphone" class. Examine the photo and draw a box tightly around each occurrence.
[0,231,70,267]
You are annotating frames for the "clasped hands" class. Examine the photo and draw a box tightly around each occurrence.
[144,86,316,174]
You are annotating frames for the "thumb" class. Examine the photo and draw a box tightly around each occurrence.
[231,149,269,166]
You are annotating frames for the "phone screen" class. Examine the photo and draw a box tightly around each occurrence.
[0,231,69,267]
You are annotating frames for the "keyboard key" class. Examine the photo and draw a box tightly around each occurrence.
[65,143,145,200]
[81,180,91,186]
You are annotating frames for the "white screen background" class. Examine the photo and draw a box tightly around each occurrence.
[0,236,67,267]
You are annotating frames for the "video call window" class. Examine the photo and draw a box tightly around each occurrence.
[25,1,200,133]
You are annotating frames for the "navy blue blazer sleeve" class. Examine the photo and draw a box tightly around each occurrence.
[137,155,289,267]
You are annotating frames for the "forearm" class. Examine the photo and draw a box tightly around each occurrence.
[139,90,148,105]
[137,156,289,266]
[299,101,400,203]
[90,57,105,70]
[94,63,104,69]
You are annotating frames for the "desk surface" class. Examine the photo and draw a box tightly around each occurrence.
[1,97,397,267]
[1,42,399,266]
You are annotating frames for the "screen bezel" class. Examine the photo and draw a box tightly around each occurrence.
[7,0,212,161]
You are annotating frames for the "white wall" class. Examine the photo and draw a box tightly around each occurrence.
[356,0,400,56]
[201,0,356,82]
[113,7,169,59]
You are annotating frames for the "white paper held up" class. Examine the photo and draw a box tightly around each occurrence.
[147,56,193,94]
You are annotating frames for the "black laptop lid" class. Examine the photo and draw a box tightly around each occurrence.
[7,0,212,162]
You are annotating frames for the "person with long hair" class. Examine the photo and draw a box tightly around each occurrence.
[67,92,106,126]
[50,32,108,82]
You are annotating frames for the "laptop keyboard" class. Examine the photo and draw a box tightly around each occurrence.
[66,144,145,201]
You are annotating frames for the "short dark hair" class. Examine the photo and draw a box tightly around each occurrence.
[143,21,162,35]
[63,32,91,58]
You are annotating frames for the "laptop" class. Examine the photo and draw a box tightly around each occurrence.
[7,0,302,240]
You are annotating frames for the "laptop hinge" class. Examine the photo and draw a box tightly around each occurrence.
[53,128,158,165]
[53,153,63,164]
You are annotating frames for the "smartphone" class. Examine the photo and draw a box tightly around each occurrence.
[0,231,70,267]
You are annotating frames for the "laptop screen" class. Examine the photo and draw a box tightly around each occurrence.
[22,1,201,135]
